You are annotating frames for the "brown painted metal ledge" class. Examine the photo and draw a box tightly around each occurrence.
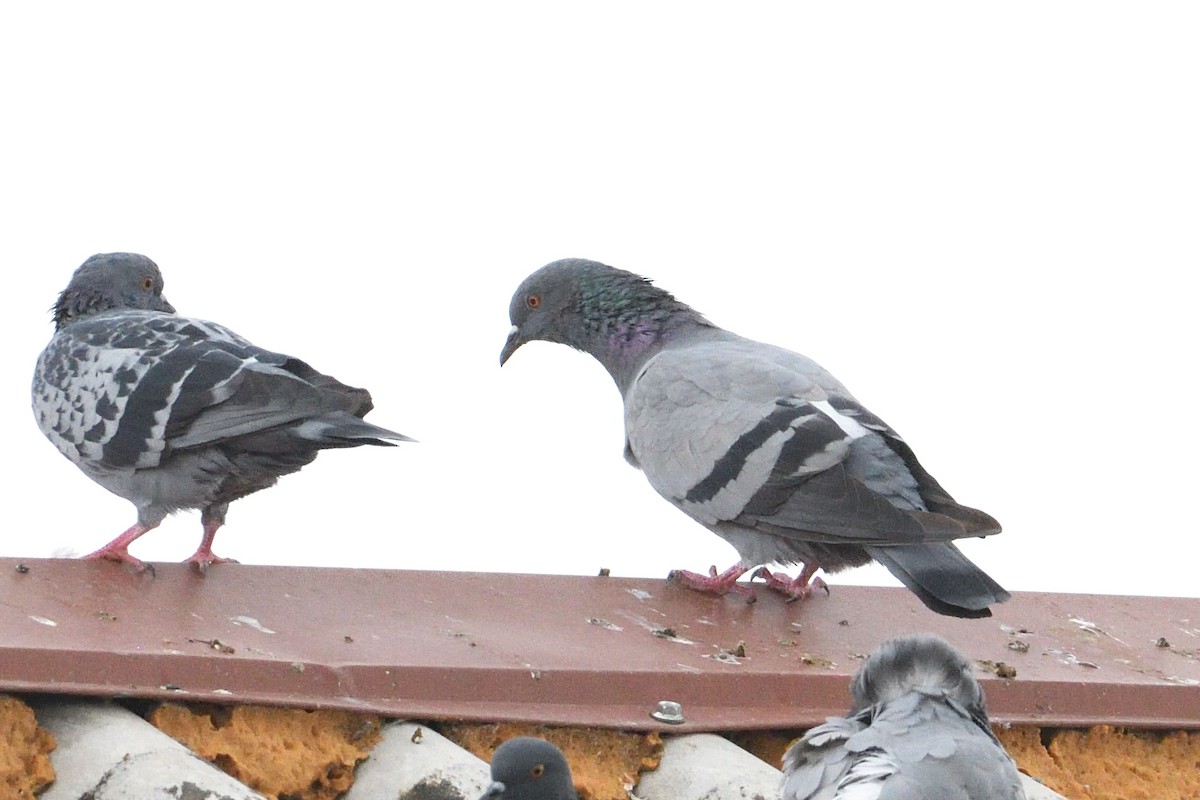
[1,558,1197,731]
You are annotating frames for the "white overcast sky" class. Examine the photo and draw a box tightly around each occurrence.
[3,4,1196,600]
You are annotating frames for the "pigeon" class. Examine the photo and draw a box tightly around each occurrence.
[32,252,412,572]
[500,258,1008,617]
[781,634,1024,799]
[478,737,578,800]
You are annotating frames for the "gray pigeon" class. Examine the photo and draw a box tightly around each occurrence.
[500,259,1008,617]
[32,252,411,571]
[479,737,578,800]
[781,634,1024,800]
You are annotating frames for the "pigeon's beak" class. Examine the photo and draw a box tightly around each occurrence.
[477,780,506,799]
[499,324,524,366]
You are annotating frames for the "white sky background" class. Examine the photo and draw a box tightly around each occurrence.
[2,4,1196,599]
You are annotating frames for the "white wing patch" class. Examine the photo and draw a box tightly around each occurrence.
[811,400,870,440]
[185,318,254,346]
[835,751,894,799]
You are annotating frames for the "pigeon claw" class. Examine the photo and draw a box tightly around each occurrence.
[83,547,154,576]
[183,551,240,574]
[82,521,158,575]
[751,565,830,603]
[668,564,757,602]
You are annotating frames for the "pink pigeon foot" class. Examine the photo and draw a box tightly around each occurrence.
[183,547,239,573]
[668,564,757,602]
[183,516,238,573]
[83,521,156,573]
[751,563,830,602]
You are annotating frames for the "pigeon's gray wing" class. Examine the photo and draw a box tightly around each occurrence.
[781,714,867,800]
[34,311,403,474]
[820,397,999,533]
[625,336,996,546]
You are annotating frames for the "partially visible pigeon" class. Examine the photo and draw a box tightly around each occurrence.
[500,259,1008,617]
[781,634,1024,799]
[478,737,578,800]
[32,253,411,572]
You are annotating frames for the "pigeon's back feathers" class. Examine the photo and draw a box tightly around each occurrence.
[782,635,1023,800]
[32,252,410,570]
[502,258,1008,617]
[627,334,999,546]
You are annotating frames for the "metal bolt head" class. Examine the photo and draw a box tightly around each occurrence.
[650,700,685,724]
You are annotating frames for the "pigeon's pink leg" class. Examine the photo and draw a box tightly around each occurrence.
[83,522,156,572]
[183,507,238,572]
[182,524,238,572]
[668,564,757,601]
[751,563,830,602]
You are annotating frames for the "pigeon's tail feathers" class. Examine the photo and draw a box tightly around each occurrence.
[868,542,1010,619]
[293,412,414,447]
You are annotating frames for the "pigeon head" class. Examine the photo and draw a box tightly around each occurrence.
[53,252,175,330]
[500,258,710,391]
[478,737,578,800]
[851,634,987,717]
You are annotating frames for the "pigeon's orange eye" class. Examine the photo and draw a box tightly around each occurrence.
[141,277,154,290]
[531,763,545,778]
[526,294,541,309]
